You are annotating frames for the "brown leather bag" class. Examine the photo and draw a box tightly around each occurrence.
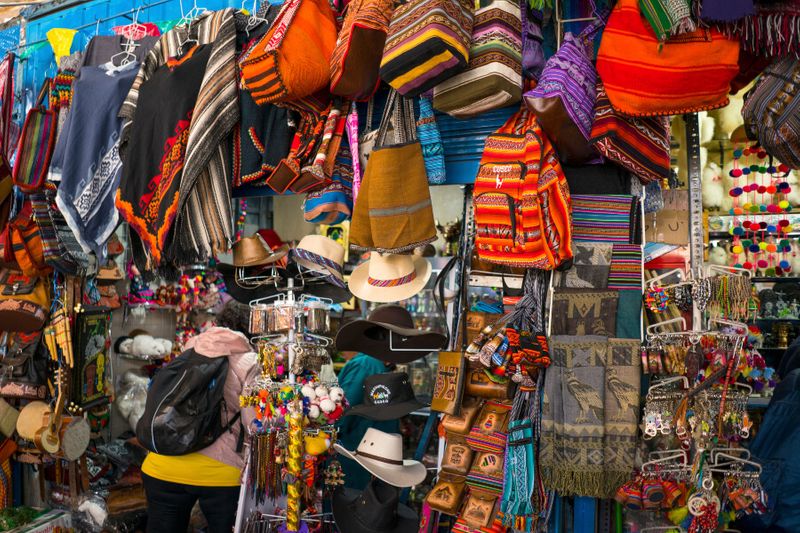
[0,269,50,332]
[431,351,466,415]
[441,398,483,435]
[464,365,512,399]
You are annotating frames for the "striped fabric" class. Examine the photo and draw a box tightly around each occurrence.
[572,195,635,244]
[379,0,474,97]
[13,106,57,193]
[119,10,238,265]
[416,97,446,184]
[590,81,670,184]
[607,244,642,290]
[432,0,523,118]
[596,0,740,117]
[473,108,572,269]
[742,57,800,169]
[638,0,694,41]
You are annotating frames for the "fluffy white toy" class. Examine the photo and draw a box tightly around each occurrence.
[702,162,724,210]
[314,385,329,399]
[116,372,150,430]
[328,387,344,403]
[301,385,317,401]
[708,244,729,266]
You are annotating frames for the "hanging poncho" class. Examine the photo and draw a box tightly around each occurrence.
[116,45,212,264]
[53,63,138,261]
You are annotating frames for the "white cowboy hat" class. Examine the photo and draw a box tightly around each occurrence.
[333,428,427,488]
[291,235,346,288]
[348,252,431,303]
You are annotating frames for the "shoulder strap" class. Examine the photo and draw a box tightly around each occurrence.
[35,78,51,108]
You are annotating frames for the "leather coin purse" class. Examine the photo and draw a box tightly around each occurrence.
[425,472,466,516]
[441,433,474,476]
[464,364,512,399]
[441,398,482,435]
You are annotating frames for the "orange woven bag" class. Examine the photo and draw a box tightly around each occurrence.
[596,0,740,117]
[239,0,338,105]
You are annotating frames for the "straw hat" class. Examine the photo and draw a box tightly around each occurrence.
[232,234,289,267]
[291,235,346,288]
[334,428,427,487]
[348,252,430,303]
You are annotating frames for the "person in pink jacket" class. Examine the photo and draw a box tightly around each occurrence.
[141,301,258,533]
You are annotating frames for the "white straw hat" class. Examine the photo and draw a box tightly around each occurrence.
[348,252,431,303]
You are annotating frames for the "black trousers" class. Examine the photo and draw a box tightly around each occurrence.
[143,473,240,533]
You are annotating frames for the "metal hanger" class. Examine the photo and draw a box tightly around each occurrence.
[648,376,689,394]
[646,317,687,336]
[706,264,752,278]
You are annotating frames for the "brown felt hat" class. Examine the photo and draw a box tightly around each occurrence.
[232,233,289,267]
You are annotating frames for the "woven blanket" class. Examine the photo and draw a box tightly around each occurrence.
[555,243,613,289]
[607,244,643,290]
[551,290,619,337]
[572,195,636,244]
[540,336,640,498]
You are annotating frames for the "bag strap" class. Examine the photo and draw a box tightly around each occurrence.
[34,79,51,109]
[365,98,375,132]
[377,90,417,146]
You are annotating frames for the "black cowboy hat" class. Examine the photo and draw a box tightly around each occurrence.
[335,305,447,364]
[332,478,419,533]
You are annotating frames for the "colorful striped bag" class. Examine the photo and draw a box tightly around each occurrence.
[432,0,523,118]
[742,56,800,170]
[596,0,740,117]
[472,107,572,270]
[12,80,56,194]
[239,0,338,105]
[379,0,474,97]
[590,81,670,184]
[330,0,394,101]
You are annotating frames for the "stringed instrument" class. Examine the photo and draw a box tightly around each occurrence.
[33,368,66,455]
[16,401,51,441]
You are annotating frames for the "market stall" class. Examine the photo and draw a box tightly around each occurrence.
[0,0,796,531]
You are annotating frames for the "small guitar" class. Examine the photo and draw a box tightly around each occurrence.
[33,368,66,455]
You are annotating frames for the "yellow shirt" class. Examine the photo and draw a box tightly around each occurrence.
[142,452,242,487]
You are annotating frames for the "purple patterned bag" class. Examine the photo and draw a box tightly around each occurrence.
[522,6,546,81]
[524,16,605,164]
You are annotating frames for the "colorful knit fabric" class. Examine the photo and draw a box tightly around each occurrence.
[379,0,473,97]
[416,96,446,184]
[590,81,670,185]
[466,451,505,494]
[638,0,695,41]
[607,244,643,290]
[571,195,635,244]
[597,0,739,117]
[432,0,523,118]
[473,108,572,269]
